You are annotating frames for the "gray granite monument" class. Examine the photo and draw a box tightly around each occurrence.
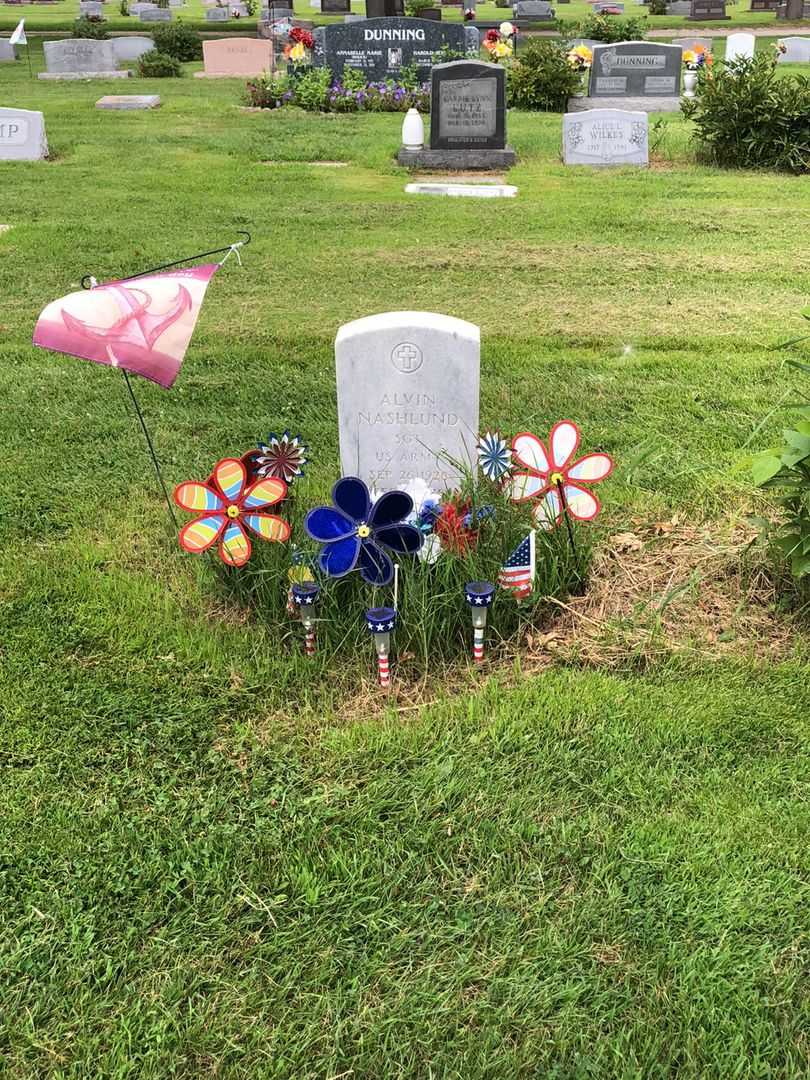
[313,17,478,81]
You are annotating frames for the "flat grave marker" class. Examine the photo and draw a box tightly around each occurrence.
[563,108,648,166]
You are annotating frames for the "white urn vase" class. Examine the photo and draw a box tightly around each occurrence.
[401,108,424,150]
[683,70,698,98]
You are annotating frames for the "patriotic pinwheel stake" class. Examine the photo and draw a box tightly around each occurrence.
[507,421,613,563]
[365,606,397,688]
[465,582,496,665]
[291,581,320,656]
[477,431,512,482]
[254,431,308,486]
[174,457,290,567]
[304,477,423,586]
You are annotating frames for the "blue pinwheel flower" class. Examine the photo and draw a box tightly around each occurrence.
[304,477,423,587]
[477,430,512,482]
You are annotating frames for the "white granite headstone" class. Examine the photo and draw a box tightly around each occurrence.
[0,39,16,62]
[724,32,755,63]
[0,107,48,161]
[778,36,810,63]
[336,312,480,493]
[563,109,648,166]
[111,35,155,62]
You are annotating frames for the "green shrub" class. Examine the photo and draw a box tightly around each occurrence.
[137,48,182,77]
[119,0,129,14]
[150,21,202,61]
[752,313,810,582]
[682,54,810,174]
[72,16,109,38]
[293,67,332,111]
[507,39,581,111]
[571,14,647,42]
[647,0,667,13]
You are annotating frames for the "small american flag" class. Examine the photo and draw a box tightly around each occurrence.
[498,530,536,599]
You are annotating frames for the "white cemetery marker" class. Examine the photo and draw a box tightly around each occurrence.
[335,311,480,494]
[0,107,48,161]
[724,33,755,63]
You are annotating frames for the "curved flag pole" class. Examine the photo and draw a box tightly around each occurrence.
[79,231,251,290]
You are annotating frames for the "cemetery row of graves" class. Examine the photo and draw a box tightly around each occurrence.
[2,0,810,1072]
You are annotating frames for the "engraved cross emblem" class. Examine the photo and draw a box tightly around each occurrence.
[391,342,423,373]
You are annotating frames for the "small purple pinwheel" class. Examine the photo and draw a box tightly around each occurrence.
[304,477,423,586]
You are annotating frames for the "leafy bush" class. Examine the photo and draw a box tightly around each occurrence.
[137,48,182,77]
[568,14,647,43]
[150,21,202,61]
[507,39,581,111]
[292,67,332,110]
[245,71,293,108]
[119,0,129,14]
[72,16,109,38]
[647,0,667,13]
[682,54,810,174]
[753,312,810,581]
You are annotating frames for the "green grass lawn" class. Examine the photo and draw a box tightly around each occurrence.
[2,47,810,1077]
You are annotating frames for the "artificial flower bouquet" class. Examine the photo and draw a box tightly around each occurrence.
[682,45,712,72]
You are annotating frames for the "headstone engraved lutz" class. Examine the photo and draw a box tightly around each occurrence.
[40,38,131,79]
[336,312,480,494]
[0,107,48,161]
[563,108,648,166]
[314,17,477,81]
[399,60,515,168]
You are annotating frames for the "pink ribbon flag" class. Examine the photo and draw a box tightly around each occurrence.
[33,263,219,389]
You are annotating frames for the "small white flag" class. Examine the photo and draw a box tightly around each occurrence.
[10,19,26,45]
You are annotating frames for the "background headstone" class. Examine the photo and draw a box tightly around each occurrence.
[321,0,351,10]
[129,3,157,14]
[96,93,161,107]
[206,7,230,18]
[513,0,555,15]
[79,1,105,16]
[778,36,810,62]
[336,312,480,494]
[591,1,623,10]
[0,107,48,161]
[140,8,173,20]
[563,108,648,166]
[724,31,755,62]
[111,35,155,61]
[688,0,729,19]
[314,17,477,81]
[589,41,681,97]
[43,38,118,73]
[430,60,505,151]
[0,38,15,61]
[199,37,273,75]
[748,0,778,9]
[671,35,712,51]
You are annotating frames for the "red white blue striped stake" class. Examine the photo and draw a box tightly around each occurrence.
[366,606,397,690]
[305,629,316,656]
[377,650,390,687]
[291,581,320,660]
[473,626,485,664]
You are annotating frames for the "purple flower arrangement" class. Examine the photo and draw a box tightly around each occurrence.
[327,78,430,113]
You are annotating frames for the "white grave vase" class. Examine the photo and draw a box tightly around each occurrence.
[401,108,424,150]
[682,70,697,97]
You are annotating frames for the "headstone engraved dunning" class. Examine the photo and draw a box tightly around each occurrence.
[336,312,480,494]
[563,108,648,166]
[0,107,48,161]
[314,17,477,81]
[570,40,681,112]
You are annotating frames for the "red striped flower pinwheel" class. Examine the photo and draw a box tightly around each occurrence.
[174,457,290,567]
[507,421,613,530]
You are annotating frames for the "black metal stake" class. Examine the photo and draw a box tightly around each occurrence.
[122,368,178,532]
[556,479,579,569]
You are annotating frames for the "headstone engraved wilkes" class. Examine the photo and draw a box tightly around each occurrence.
[336,312,479,493]
[314,17,477,81]
[563,108,648,166]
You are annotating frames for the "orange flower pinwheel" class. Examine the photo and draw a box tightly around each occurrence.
[174,457,290,567]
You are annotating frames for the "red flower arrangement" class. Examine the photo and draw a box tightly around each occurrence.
[289,26,314,49]
[484,28,499,44]
[435,500,478,555]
